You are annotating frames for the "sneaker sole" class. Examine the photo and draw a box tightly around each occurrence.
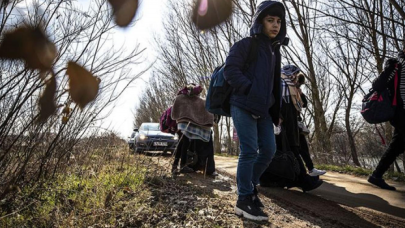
[234,206,268,221]
[309,171,326,176]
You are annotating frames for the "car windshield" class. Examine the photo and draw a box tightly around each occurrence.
[140,123,160,131]
[131,132,136,137]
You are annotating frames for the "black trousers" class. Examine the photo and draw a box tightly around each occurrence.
[373,126,405,178]
[298,134,314,171]
[172,135,189,169]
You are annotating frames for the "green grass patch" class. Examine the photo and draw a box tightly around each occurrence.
[0,163,148,227]
[317,164,405,182]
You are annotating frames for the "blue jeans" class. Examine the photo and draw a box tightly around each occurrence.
[231,105,276,200]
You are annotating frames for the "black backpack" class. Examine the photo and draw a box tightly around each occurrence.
[361,64,399,124]
[205,37,259,117]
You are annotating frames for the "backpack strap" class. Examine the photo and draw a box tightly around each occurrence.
[392,64,399,106]
[375,124,386,145]
[243,36,259,71]
[247,36,259,64]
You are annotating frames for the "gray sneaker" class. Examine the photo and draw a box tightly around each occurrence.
[309,168,326,176]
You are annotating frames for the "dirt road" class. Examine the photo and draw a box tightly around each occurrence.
[214,155,405,227]
[152,153,405,227]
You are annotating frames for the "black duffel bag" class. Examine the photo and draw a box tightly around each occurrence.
[262,128,300,181]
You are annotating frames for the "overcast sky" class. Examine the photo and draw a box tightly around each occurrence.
[100,0,166,138]
[107,0,270,138]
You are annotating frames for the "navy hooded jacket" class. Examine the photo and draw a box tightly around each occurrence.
[223,1,287,125]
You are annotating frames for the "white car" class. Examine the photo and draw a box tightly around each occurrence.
[133,122,178,154]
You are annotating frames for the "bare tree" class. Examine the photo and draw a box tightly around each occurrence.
[320,22,369,166]
[315,0,404,167]
[389,0,405,20]
[0,0,146,198]
[281,0,340,161]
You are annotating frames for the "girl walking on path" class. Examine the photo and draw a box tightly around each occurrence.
[224,1,287,221]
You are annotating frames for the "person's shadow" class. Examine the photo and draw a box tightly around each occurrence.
[258,182,405,228]
[311,181,405,218]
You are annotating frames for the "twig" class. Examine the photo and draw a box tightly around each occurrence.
[0,200,37,220]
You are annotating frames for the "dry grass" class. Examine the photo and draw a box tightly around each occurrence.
[0,146,245,227]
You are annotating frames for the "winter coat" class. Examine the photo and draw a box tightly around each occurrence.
[280,79,300,147]
[372,51,405,127]
[223,1,287,124]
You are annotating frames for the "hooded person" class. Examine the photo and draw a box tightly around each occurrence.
[266,64,324,192]
[223,1,287,222]
[368,48,405,191]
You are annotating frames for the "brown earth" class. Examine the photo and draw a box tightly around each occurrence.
[150,153,405,228]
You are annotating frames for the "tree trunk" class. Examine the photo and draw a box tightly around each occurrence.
[307,53,331,160]
[226,117,232,154]
[394,161,401,173]
[345,110,361,166]
[388,0,405,20]
[345,91,361,166]
[285,0,331,158]
[213,124,221,154]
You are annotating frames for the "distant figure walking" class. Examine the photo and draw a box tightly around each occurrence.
[224,1,287,221]
[368,48,405,191]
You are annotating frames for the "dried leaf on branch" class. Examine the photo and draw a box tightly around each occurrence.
[191,0,233,30]
[66,62,100,109]
[0,26,57,71]
[38,75,57,122]
[108,0,139,27]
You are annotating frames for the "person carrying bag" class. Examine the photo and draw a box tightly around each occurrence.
[367,50,405,191]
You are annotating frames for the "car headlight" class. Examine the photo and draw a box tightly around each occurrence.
[139,134,147,140]
[173,134,179,140]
